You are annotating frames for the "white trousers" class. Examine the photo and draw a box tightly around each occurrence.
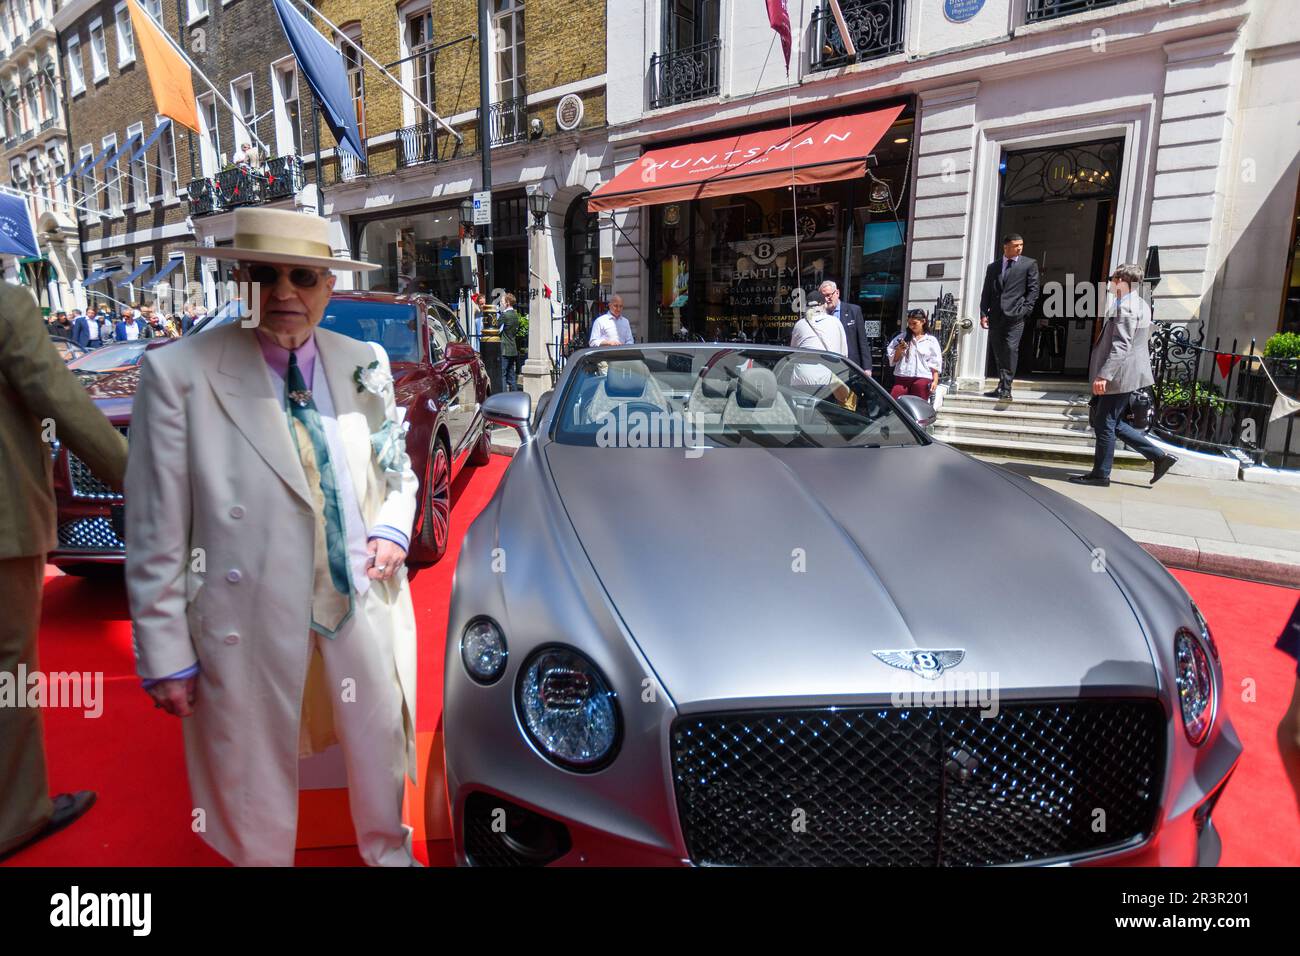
[311,609,413,868]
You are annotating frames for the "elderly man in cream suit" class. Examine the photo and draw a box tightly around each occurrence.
[126,208,419,867]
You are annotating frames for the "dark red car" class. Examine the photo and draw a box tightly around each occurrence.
[50,291,492,575]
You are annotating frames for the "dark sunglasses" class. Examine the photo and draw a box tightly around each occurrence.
[246,264,327,288]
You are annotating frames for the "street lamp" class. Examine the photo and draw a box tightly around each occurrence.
[459,196,475,225]
[527,188,550,231]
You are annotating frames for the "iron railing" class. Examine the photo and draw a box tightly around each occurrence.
[185,176,220,216]
[338,144,368,182]
[1026,0,1127,22]
[1149,322,1300,470]
[649,38,721,109]
[488,96,528,147]
[185,155,303,216]
[396,121,446,168]
[810,0,907,71]
[931,290,962,388]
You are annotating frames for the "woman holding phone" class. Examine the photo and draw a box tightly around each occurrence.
[885,309,942,400]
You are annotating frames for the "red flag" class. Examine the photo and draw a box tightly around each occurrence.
[1215,353,1240,380]
[767,0,791,70]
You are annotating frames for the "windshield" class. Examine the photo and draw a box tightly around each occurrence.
[68,341,151,372]
[552,347,924,449]
[187,298,421,363]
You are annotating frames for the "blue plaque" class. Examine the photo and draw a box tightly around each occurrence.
[944,0,985,23]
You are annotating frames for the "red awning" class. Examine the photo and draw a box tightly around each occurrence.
[588,104,905,213]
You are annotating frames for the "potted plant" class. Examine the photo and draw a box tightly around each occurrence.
[516,312,529,359]
[1263,332,1300,395]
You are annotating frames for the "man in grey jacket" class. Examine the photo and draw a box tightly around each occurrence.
[1069,263,1178,487]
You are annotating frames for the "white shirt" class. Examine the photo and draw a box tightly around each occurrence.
[886,332,942,379]
[83,316,99,341]
[789,309,848,387]
[123,318,139,341]
[589,312,633,347]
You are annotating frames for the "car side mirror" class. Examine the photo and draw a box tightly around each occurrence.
[896,395,937,428]
[446,341,476,360]
[533,389,554,430]
[483,390,533,442]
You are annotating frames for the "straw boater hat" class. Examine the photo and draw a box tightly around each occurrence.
[176,207,379,272]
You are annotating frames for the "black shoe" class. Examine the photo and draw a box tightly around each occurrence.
[0,791,96,862]
[982,388,1003,398]
[1151,455,1178,485]
[1068,473,1111,487]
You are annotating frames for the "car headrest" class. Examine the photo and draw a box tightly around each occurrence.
[736,367,779,409]
[698,370,731,398]
[605,361,650,397]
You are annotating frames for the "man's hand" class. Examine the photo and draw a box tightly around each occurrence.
[1092,377,1107,396]
[367,537,407,581]
[979,315,989,329]
[148,677,197,717]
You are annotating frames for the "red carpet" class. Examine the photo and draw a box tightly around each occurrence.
[5,466,1298,866]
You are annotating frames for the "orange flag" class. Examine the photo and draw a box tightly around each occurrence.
[128,0,199,132]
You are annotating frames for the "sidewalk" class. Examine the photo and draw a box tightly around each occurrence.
[980,455,1300,588]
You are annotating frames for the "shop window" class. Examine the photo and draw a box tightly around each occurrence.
[355,205,462,304]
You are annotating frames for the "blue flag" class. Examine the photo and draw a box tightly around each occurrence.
[271,0,365,160]
[0,191,38,258]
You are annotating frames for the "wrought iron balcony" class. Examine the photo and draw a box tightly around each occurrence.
[186,177,222,217]
[488,96,528,148]
[396,121,446,168]
[810,0,905,71]
[1026,0,1127,22]
[338,146,368,183]
[185,155,304,217]
[38,115,59,132]
[16,127,35,144]
[649,38,721,110]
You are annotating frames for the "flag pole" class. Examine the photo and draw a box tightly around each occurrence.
[290,0,463,144]
[128,0,272,156]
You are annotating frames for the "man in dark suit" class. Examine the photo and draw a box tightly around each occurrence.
[979,233,1040,400]
[114,305,149,341]
[821,280,872,375]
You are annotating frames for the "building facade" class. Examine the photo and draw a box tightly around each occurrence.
[1,0,80,310]
[601,0,1300,390]
[53,0,194,311]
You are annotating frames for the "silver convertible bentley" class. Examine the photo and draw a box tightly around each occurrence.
[444,344,1240,867]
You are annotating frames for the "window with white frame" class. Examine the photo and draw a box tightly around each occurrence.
[271,58,301,156]
[78,143,98,216]
[230,74,256,154]
[114,2,134,67]
[142,0,162,22]
[341,24,365,141]
[405,6,435,123]
[102,132,121,213]
[197,92,219,174]
[126,121,146,205]
[65,34,85,94]
[187,0,207,25]
[493,0,525,102]
[48,142,65,206]
[22,75,39,130]
[88,17,108,83]
[156,115,176,199]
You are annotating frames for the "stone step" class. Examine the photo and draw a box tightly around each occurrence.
[939,405,1090,428]
[943,394,1090,415]
[932,419,1100,448]
[936,432,1149,468]
[978,377,1092,395]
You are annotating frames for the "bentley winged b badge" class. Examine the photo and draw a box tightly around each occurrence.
[872,649,966,680]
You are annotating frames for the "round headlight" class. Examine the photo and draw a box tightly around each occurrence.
[1175,628,1215,745]
[461,618,507,684]
[516,646,620,772]
[1190,600,1220,663]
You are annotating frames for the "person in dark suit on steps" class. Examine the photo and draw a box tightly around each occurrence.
[980,233,1040,400]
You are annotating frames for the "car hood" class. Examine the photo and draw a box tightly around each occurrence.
[543,441,1158,709]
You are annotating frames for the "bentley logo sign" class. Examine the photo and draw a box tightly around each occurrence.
[873,649,966,680]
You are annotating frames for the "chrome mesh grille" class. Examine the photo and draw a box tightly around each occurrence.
[670,699,1164,867]
[57,516,124,552]
[66,426,128,500]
